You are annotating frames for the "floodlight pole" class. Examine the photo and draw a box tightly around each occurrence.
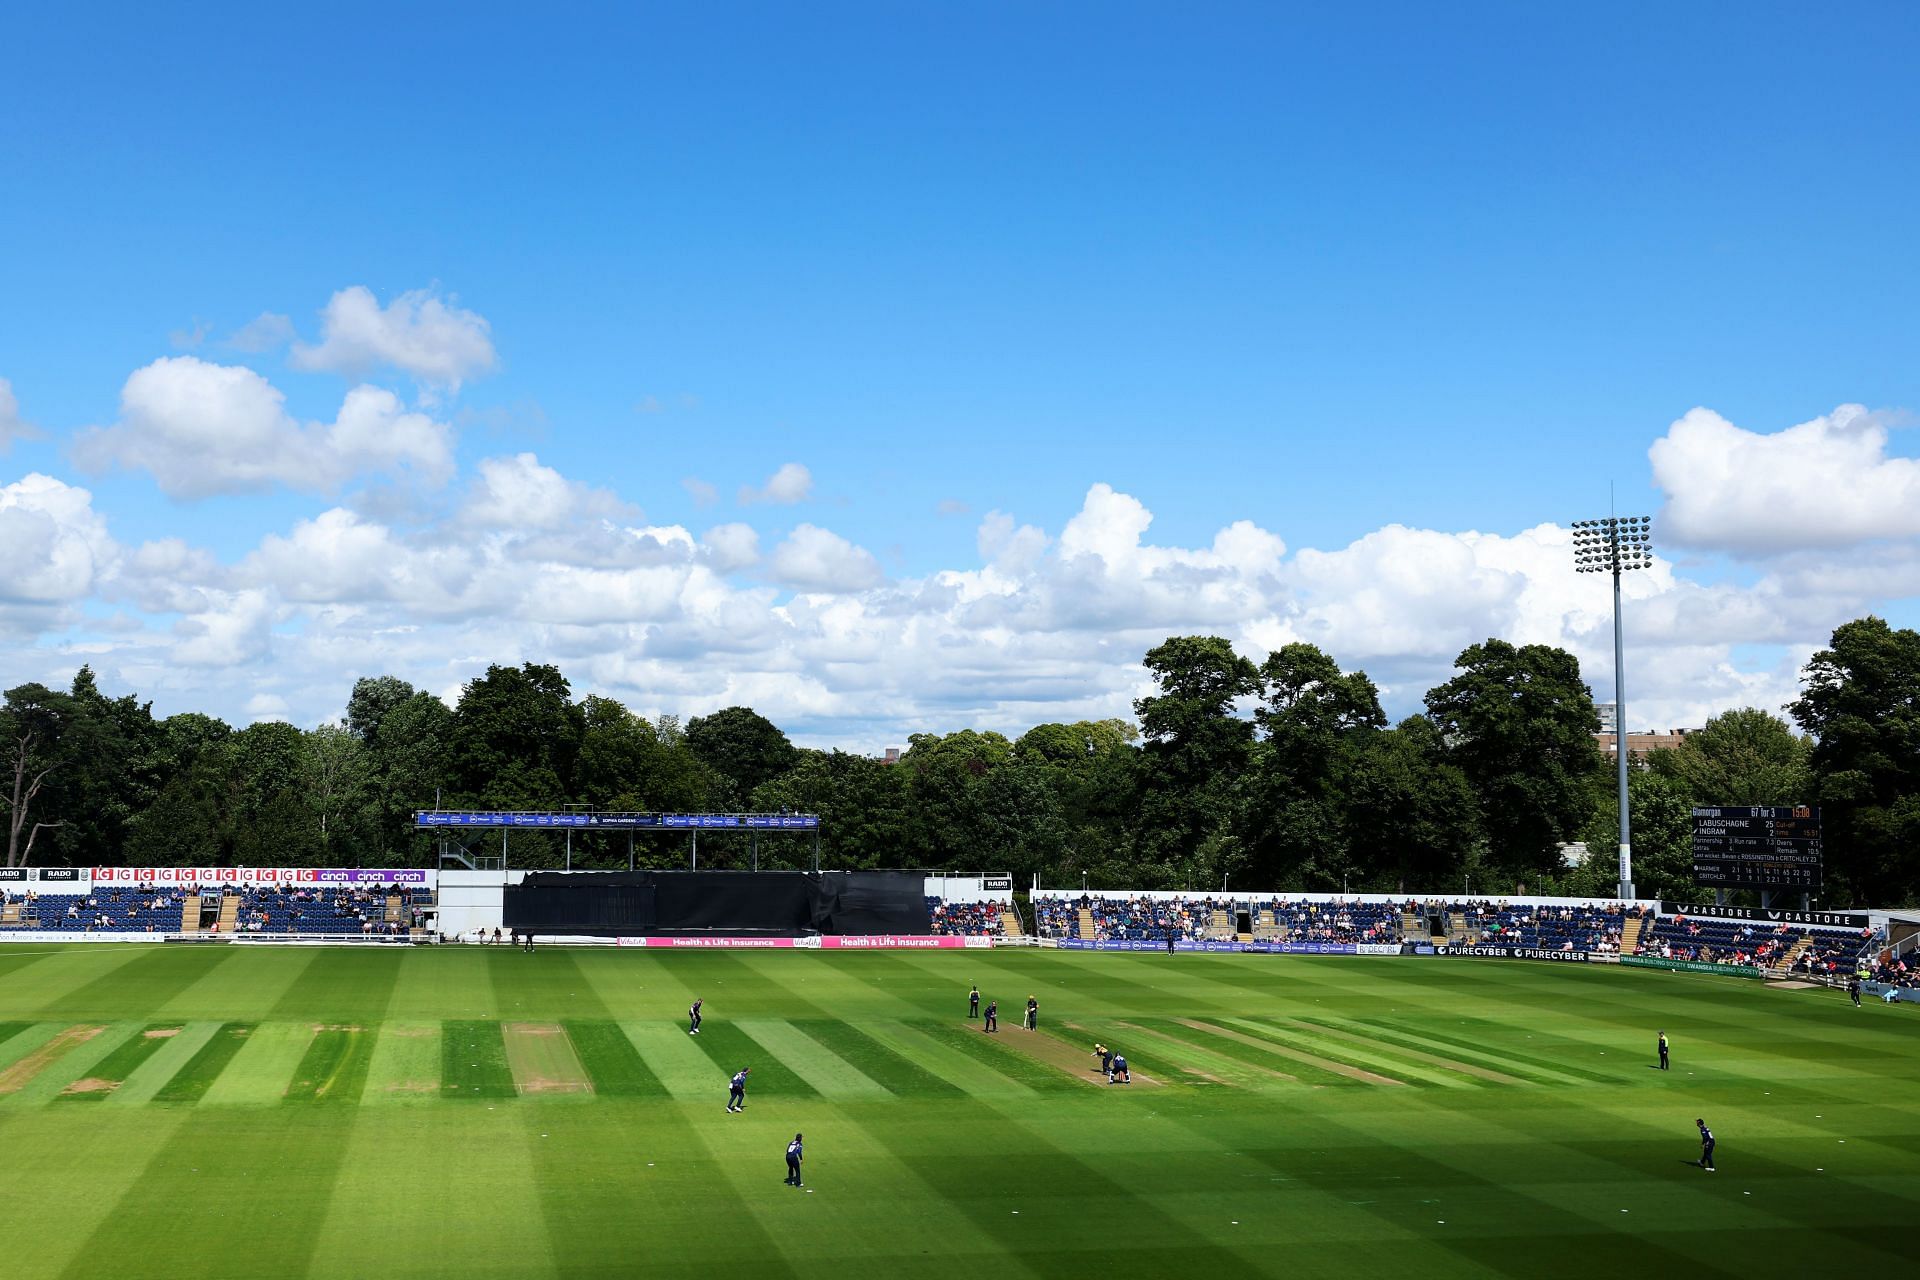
[1609,552,1631,902]
[1572,515,1651,902]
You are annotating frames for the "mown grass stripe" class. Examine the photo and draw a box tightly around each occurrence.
[909,1019,1084,1092]
[56,1024,183,1101]
[1153,1017,1402,1087]
[57,1106,358,1280]
[285,1027,377,1104]
[1266,1018,1487,1087]
[36,946,216,1022]
[684,1021,820,1099]
[791,1018,968,1097]
[5,1023,130,1103]
[1110,1018,1330,1087]
[620,1020,729,1102]
[1214,1017,1454,1086]
[200,1021,315,1105]
[106,1022,221,1106]
[152,1022,254,1103]
[1390,1017,1625,1084]
[441,1020,516,1099]
[359,1022,442,1105]
[1296,1014,1567,1085]
[0,1023,115,1100]
[0,1021,30,1051]
[562,1019,668,1097]
[733,1017,891,1099]
[863,1020,1041,1097]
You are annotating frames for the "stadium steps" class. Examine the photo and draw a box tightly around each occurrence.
[215,896,239,934]
[1620,916,1643,954]
[1771,936,1812,977]
[1000,909,1024,937]
[179,899,199,934]
[1448,912,1468,942]
[0,900,20,927]
[1077,909,1095,941]
[1400,910,1421,936]
[385,894,405,925]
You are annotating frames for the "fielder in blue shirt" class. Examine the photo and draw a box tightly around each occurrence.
[785,1133,804,1186]
[1696,1118,1715,1171]
[689,998,703,1035]
[727,1067,749,1113]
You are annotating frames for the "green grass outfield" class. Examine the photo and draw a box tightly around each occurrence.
[0,944,1914,1279]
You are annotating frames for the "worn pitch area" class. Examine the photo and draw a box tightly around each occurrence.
[0,944,1915,1279]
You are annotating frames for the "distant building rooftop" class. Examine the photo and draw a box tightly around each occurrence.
[1594,727,1697,761]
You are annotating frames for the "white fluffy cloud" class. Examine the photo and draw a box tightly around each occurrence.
[739,462,813,506]
[73,357,455,499]
[0,378,33,452]
[768,524,884,592]
[701,522,761,573]
[16,399,1920,742]
[0,475,118,627]
[462,453,633,531]
[1652,404,1920,554]
[291,286,496,390]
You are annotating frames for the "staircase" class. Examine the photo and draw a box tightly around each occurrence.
[1400,909,1422,937]
[215,896,240,934]
[1209,908,1234,940]
[1076,909,1095,941]
[179,899,200,934]
[0,900,21,927]
[1771,936,1812,977]
[1000,909,1024,937]
[1620,916,1643,955]
[385,894,405,925]
[1448,911,1469,943]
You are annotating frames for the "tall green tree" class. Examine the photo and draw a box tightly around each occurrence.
[346,676,419,743]
[370,692,454,857]
[1131,636,1259,874]
[230,722,323,865]
[1650,707,1813,807]
[449,664,584,808]
[1344,717,1483,891]
[1012,719,1139,877]
[1242,643,1387,889]
[749,750,912,870]
[1789,617,1920,906]
[896,730,1016,869]
[124,712,236,865]
[1424,639,1605,885]
[303,723,376,858]
[43,667,160,867]
[126,745,235,864]
[2,682,75,867]
[686,706,797,808]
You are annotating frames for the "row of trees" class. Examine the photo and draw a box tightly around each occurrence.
[5,618,1917,905]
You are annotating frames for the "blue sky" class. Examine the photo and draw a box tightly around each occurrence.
[2,4,1918,743]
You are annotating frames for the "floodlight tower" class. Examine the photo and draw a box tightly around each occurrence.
[1572,515,1653,900]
